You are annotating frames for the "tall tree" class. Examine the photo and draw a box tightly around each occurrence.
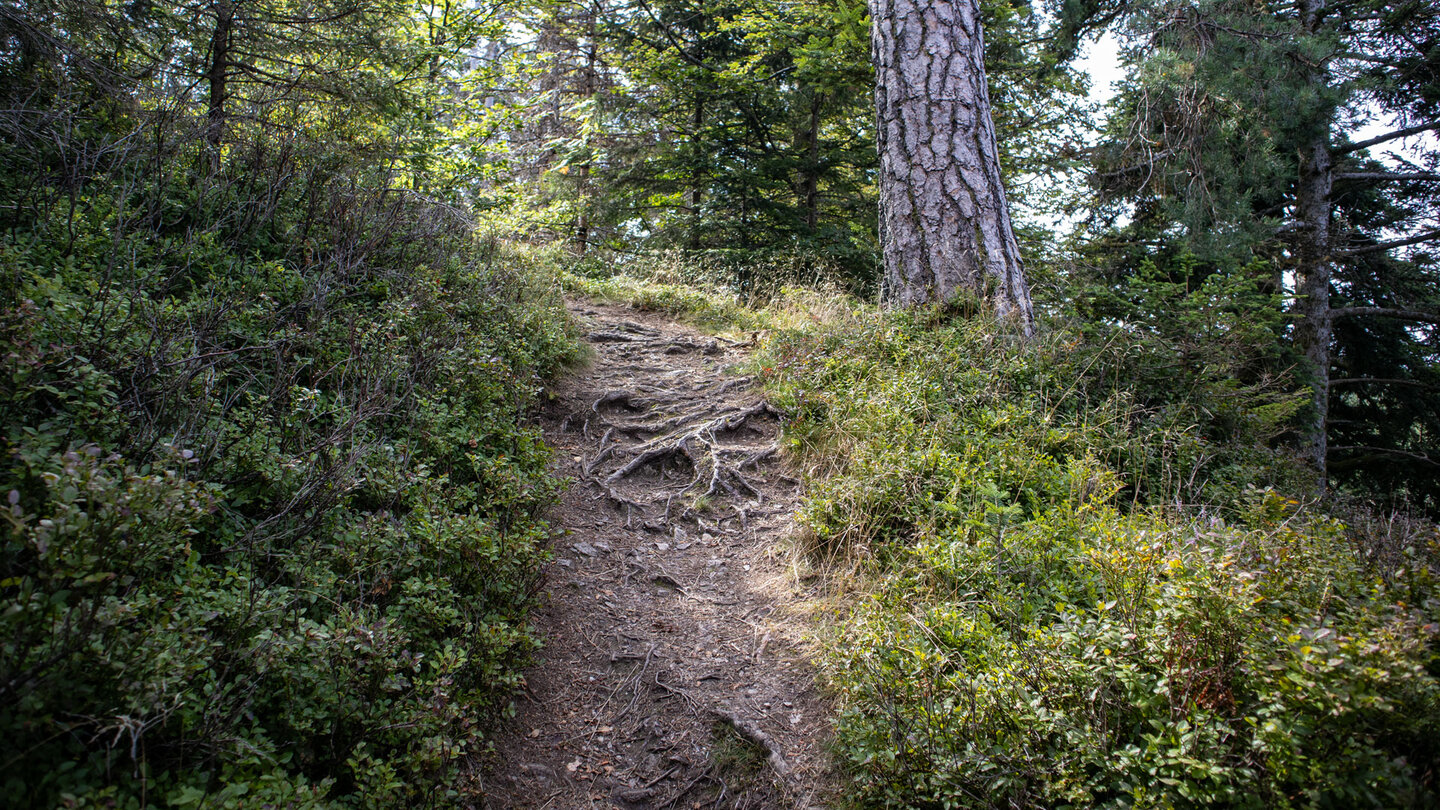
[869,0,1033,328]
[514,0,881,280]
[1083,0,1440,502]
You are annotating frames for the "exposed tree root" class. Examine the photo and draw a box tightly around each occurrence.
[664,337,722,355]
[588,330,641,343]
[589,478,647,528]
[598,403,781,525]
[711,709,791,776]
[584,428,617,475]
[607,405,718,438]
[605,432,699,485]
[712,376,753,395]
[739,444,779,470]
[616,320,662,336]
[698,443,762,499]
[592,389,662,413]
[711,401,782,432]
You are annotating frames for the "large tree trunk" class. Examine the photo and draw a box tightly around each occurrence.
[688,91,705,251]
[870,0,1033,331]
[206,0,234,153]
[801,92,822,232]
[1294,137,1333,484]
[1292,0,1334,486]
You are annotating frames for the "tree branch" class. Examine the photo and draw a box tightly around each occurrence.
[1334,122,1440,155]
[1329,446,1440,468]
[1330,377,1437,389]
[1329,307,1440,325]
[627,0,721,73]
[1334,171,1440,183]
[1336,228,1440,256]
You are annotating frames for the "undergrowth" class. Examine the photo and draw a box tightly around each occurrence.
[552,248,857,332]
[754,300,1440,807]
[1,158,581,806]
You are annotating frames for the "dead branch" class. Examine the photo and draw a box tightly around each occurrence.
[710,709,791,776]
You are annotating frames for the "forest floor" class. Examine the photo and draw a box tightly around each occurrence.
[479,300,837,809]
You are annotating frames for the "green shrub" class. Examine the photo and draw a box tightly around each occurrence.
[0,4,585,803]
[2,190,580,805]
[831,506,1439,808]
[758,306,1440,807]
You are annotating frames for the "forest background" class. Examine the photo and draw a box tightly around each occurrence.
[2,0,1439,806]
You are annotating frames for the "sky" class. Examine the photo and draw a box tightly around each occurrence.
[1076,31,1125,107]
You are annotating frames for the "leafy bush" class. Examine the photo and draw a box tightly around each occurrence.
[1,137,580,806]
[831,505,1439,808]
[757,305,1440,807]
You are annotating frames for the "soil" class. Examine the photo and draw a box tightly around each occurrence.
[478,300,836,809]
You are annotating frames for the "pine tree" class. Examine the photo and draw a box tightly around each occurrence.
[869,0,1034,329]
[1082,0,1440,504]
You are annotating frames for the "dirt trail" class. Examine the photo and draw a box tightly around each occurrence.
[481,301,833,809]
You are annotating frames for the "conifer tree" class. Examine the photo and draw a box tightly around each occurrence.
[1083,0,1440,503]
[869,0,1034,329]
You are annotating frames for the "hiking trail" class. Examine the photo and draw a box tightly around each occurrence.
[480,300,835,809]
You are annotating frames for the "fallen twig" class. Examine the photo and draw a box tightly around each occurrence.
[710,709,790,776]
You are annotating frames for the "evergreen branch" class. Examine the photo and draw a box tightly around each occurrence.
[1333,171,1440,183]
[1329,307,1440,325]
[1335,121,1440,155]
[1329,446,1440,467]
[1336,228,1440,256]
[628,0,722,73]
[1329,377,1437,389]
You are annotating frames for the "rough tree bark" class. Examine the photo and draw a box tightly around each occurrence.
[1294,136,1334,483]
[801,92,822,232]
[688,90,705,251]
[205,0,234,150]
[870,0,1033,331]
[1291,0,1335,486]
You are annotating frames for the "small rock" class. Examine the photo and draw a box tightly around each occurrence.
[573,542,599,557]
[701,532,715,543]
[594,541,612,553]
[655,542,670,551]
[556,559,573,568]
[673,527,688,544]
[518,762,560,786]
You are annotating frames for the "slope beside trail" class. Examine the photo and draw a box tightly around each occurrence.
[481,300,835,809]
